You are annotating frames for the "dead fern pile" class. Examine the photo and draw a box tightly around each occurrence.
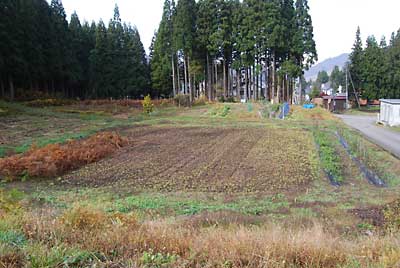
[0,132,127,179]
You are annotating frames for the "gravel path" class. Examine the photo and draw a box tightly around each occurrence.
[336,114,400,159]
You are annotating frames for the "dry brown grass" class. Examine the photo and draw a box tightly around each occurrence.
[0,132,127,179]
[17,206,400,267]
[0,245,24,268]
[81,99,173,107]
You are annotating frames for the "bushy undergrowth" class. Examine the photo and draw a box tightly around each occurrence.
[218,96,236,103]
[26,98,75,107]
[0,206,395,268]
[193,95,208,106]
[384,199,400,232]
[174,94,191,107]
[260,101,281,118]
[0,132,127,179]
[210,105,231,117]
[80,99,172,108]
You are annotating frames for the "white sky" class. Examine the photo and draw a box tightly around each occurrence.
[55,0,400,63]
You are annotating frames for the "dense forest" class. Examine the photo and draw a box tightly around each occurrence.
[0,0,317,102]
[150,0,317,102]
[0,0,149,100]
[349,27,400,100]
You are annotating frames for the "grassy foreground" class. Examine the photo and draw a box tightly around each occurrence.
[0,100,400,268]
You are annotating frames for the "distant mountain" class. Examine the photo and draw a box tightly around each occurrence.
[304,53,349,81]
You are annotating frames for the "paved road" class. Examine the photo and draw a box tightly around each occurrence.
[336,114,400,159]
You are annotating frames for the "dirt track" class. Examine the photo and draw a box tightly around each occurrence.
[63,126,316,193]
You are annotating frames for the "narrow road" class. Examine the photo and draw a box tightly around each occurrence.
[336,114,400,159]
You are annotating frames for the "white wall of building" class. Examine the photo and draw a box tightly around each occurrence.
[380,100,400,126]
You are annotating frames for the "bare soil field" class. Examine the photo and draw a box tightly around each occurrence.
[63,126,316,192]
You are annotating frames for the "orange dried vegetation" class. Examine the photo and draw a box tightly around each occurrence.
[0,132,127,179]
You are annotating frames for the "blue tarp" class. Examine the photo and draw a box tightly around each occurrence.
[279,102,290,119]
[303,104,315,109]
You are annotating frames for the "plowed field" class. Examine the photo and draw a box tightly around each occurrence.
[63,126,316,192]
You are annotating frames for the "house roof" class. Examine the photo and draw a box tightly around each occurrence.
[323,95,346,100]
[380,99,400,105]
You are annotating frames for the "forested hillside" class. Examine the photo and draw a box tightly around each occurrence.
[0,0,149,100]
[150,0,317,102]
[349,27,400,100]
[0,0,317,102]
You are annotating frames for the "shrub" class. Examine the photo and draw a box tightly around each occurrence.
[0,189,24,213]
[210,105,231,117]
[225,96,236,103]
[217,96,226,103]
[173,94,191,107]
[0,132,127,179]
[260,102,282,118]
[26,98,75,107]
[142,95,154,114]
[384,199,400,232]
[193,95,207,106]
[218,96,236,103]
[61,206,108,231]
[140,251,177,268]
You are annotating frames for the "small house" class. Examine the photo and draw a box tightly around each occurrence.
[379,99,400,126]
[322,93,347,112]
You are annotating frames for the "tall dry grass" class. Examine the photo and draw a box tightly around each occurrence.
[14,206,400,268]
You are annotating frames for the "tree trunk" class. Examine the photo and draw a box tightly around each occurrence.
[260,64,264,99]
[256,64,259,100]
[229,68,233,97]
[244,68,248,101]
[9,75,15,101]
[206,53,211,101]
[286,75,289,103]
[214,60,218,98]
[255,64,258,100]
[236,69,241,101]
[177,54,181,94]
[265,62,269,100]
[282,76,285,102]
[298,76,302,104]
[272,52,276,103]
[0,78,4,99]
[276,76,281,104]
[188,55,192,102]
[171,54,176,97]
[51,79,55,96]
[223,60,227,97]
[183,55,188,95]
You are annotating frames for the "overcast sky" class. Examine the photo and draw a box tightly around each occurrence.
[56,0,400,63]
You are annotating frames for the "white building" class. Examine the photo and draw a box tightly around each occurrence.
[379,99,400,127]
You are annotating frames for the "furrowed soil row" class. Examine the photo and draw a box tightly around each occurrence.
[63,126,316,192]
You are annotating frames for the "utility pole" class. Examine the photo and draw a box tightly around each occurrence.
[345,69,348,109]
[348,69,360,109]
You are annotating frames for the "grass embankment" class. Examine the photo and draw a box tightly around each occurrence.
[1,192,400,268]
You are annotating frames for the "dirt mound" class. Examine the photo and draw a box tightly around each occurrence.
[0,132,127,179]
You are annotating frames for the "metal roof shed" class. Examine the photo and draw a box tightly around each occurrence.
[379,99,400,126]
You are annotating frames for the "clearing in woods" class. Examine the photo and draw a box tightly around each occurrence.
[1,100,400,267]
